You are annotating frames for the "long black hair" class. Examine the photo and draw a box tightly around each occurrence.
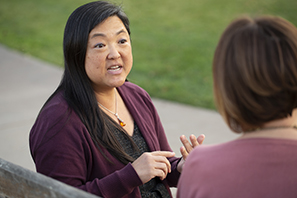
[44,1,135,164]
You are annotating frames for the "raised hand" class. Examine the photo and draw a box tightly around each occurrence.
[131,151,175,184]
[177,134,205,172]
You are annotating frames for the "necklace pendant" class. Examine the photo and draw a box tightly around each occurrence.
[119,120,126,127]
[115,113,126,127]
[117,117,126,127]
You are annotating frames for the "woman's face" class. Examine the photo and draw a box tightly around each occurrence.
[85,16,133,92]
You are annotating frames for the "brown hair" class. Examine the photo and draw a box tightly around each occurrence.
[213,15,297,132]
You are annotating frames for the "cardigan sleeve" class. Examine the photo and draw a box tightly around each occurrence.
[29,98,143,197]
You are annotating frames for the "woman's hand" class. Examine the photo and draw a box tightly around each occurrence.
[177,134,205,172]
[132,151,175,184]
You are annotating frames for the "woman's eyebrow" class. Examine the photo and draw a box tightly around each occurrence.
[90,29,127,39]
[91,33,105,39]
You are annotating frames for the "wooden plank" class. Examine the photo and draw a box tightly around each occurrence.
[0,158,101,198]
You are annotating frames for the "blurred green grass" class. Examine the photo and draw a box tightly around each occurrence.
[1,0,296,109]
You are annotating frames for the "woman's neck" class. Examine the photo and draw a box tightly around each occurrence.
[95,87,117,109]
[239,109,297,140]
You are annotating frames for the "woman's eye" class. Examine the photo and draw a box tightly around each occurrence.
[119,39,127,44]
[94,43,105,48]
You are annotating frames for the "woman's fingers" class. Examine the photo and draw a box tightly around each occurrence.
[180,134,205,160]
[189,134,199,148]
[152,151,174,174]
[178,134,205,173]
[179,146,187,159]
[154,159,169,180]
[132,151,175,183]
[151,151,175,158]
[197,134,205,145]
[180,135,194,154]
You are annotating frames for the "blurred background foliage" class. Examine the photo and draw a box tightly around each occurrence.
[0,0,296,109]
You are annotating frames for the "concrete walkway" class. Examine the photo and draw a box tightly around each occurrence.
[0,44,240,172]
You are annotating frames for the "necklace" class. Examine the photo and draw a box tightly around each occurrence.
[98,89,126,127]
[246,125,297,132]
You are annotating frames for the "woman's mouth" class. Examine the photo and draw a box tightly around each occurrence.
[108,65,121,71]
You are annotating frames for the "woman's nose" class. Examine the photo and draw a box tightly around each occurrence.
[107,45,121,59]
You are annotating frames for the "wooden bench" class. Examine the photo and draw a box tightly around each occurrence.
[0,158,101,198]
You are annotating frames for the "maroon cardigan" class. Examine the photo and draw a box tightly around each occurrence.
[30,82,180,198]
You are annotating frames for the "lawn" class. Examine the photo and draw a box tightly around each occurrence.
[1,0,296,109]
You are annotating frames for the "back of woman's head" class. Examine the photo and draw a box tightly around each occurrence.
[213,15,297,132]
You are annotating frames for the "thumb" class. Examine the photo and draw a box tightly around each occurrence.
[180,146,188,160]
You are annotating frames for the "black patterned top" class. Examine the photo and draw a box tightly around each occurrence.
[114,122,171,198]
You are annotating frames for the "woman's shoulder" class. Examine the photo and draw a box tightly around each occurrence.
[31,91,83,136]
[39,92,69,119]
[119,81,151,101]
[120,81,149,94]
[187,138,297,164]
[30,91,86,149]
[185,139,252,164]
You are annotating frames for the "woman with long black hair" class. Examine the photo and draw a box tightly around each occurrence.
[30,1,204,197]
